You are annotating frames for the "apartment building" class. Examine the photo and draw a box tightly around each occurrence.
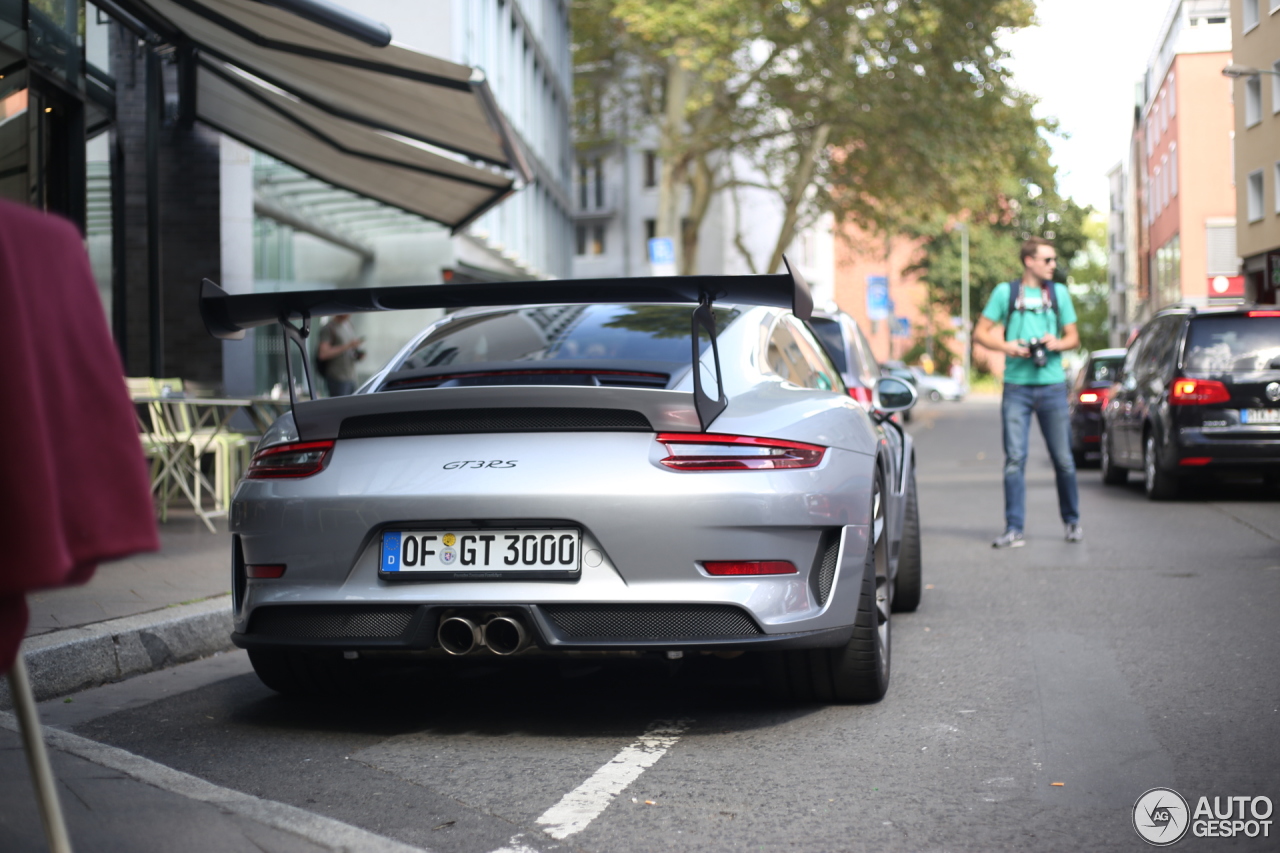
[1230,0,1280,303]
[1139,0,1239,313]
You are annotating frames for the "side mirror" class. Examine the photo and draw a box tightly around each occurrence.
[874,376,917,413]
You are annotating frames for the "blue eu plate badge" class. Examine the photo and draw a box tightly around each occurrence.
[382,532,401,572]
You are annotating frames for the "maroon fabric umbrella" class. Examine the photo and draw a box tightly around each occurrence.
[0,199,158,673]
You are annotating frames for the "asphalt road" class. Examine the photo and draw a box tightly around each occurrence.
[5,397,1279,852]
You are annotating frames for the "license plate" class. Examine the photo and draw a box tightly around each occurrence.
[1240,409,1280,424]
[381,528,581,576]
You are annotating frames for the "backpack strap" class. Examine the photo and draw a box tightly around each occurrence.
[1004,279,1060,340]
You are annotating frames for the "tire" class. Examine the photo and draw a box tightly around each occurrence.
[892,468,922,613]
[1144,432,1179,500]
[927,389,942,403]
[1100,426,1127,485]
[248,648,370,697]
[763,476,891,703]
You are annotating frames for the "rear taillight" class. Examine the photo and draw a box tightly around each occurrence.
[703,560,797,576]
[1179,457,1212,467]
[1078,389,1108,407]
[848,386,873,404]
[246,440,335,478]
[1170,379,1230,406]
[1248,310,1280,317]
[655,433,826,471]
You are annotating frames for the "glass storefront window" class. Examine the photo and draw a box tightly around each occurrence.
[28,0,83,82]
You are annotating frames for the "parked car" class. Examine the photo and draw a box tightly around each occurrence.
[808,309,884,408]
[1100,306,1280,498]
[909,367,966,402]
[1068,347,1127,466]
[205,273,923,703]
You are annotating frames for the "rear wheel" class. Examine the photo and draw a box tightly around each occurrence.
[248,648,370,697]
[892,469,922,613]
[1144,432,1179,500]
[763,476,890,703]
[1100,426,1127,485]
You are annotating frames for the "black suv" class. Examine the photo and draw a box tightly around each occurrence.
[1100,306,1280,498]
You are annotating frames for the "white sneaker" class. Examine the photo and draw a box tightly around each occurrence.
[992,529,1025,549]
[1065,523,1083,543]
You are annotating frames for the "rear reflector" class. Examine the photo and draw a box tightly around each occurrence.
[1179,457,1212,467]
[246,564,287,578]
[656,433,826,470]
[1170,379,1230,406]
[246,440,335,478]
[703,560,797,576]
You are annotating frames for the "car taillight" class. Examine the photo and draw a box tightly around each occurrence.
[1248,310,1280,317]
[848,386,873,404]
[1179,457,1212,467]
[655,433,826,470]
[1078,389,1108,407]
[246,440,335,478]
[246,564,287,578]
[703,560,797,575]
[1170,379,1230,406]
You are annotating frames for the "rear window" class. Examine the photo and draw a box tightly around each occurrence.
[383,304,740,389]
[1086,356,1124,383]
[808,318,848,373]
[1183,316,1280,374]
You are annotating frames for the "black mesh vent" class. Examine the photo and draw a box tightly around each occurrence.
[249,605,418,640]
[339,407,652,439]
[814,532,841,605]
[541,604,761,641]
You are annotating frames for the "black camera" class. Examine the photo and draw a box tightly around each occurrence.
[1026,337,1049,369]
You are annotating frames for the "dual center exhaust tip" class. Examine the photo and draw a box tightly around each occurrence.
[438,614,530,656]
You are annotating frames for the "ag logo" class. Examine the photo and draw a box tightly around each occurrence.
[1134,787,1190,846]
[1266,382,1280,402]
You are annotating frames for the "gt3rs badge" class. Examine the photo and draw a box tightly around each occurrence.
[443,460,518,469]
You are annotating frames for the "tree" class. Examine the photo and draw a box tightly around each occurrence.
[571,0,1049,275]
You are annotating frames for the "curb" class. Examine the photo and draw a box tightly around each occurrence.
[0,597,235,710]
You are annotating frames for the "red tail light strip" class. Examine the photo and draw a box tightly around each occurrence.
[1170,379,1230,406]
[655,433,827,471]
[1179,457,1212,467]
[246,440,335,479]
[848,386,873,404]
[703,560,797,576]
[246,564,287,578]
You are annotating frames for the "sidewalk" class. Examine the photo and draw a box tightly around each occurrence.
[1,509,235,709]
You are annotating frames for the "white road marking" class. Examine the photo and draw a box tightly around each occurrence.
[532,719,691,841]
[488,834,541,853]
[0,711,430,853]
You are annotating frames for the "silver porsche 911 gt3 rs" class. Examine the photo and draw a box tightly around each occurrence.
[204,265,922,702]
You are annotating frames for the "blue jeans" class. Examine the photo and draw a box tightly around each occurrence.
[325,378,356,397]
[1001,382,1079,532]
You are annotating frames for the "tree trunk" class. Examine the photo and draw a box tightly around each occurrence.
[766,123,830,274]
[656,55,688,271]
[680,153,715,274]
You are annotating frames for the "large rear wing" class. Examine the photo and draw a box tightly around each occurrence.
[201,257,812,432]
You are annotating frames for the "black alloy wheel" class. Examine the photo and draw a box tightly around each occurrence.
[1100,426,1127,485]
[1144,432,1179,500]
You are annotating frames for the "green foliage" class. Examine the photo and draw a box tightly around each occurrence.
[1066,213,1110,352]
[904,187,1094,330]
[571,0,1053,267]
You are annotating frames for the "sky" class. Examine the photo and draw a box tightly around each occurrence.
[999,0,1180,212]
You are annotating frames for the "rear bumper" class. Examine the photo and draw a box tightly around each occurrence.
[230,602,855,653]
[1175,427,1280,467]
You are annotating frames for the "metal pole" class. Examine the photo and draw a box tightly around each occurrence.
[146,46,163,377]
[8,653,74,852]
[960,224,971,383]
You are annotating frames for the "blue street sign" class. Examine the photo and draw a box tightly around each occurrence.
[648,237,675,266]
[867,276,889,320]
[892,317,912,338]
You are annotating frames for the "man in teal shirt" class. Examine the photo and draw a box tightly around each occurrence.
[973,237,1082,548]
